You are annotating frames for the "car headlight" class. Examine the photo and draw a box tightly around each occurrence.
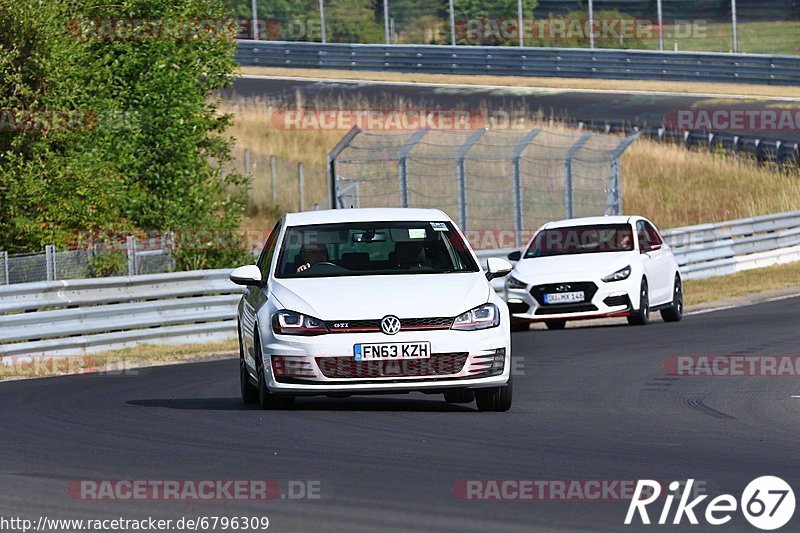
[272,310,328,336]
[506,274,527,290]
[451,303,500,331]
[602,265,632,283]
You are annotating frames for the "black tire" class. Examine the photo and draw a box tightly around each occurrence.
[255,338,295,410]
[510,320,530,332]
[241,359,258,404]
[660,276,684,322]
[475,377,513,412]
[544,320,567,330]
[627,279,650,326]
[444,390,475,404]
[239,325,258,404]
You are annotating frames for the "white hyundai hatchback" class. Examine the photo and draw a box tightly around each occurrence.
[230,208,514,411]
[504,216,683,330]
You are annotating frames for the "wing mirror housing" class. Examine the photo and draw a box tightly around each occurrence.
[507,250,522,262]
[486,257,513,281]
[229,265,264,287]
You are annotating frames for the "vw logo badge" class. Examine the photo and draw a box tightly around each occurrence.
[380,315,401,335]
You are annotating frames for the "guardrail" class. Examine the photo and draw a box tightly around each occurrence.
[0,270,239,358]
[2,211,799,358]
[235,40,800,86]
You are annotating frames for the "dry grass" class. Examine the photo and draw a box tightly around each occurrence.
[621,142,800,229]
[238,67,800,100]
[684,263,800,307]
[0,340,237,381]
[224,99,800,232]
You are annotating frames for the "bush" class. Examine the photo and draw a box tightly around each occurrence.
[0,0,250,269]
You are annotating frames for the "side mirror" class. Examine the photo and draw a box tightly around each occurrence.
[507,250,522,262]
[230,265,264,287]
[649,243,662,251]
[486,257,513,281]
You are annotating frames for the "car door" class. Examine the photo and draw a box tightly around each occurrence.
[639,220,672,305]
[242,220,281,370]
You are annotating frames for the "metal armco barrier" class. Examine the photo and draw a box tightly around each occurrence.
[0,270,240,358]
[235,40,800,86]
[2,211,799,357]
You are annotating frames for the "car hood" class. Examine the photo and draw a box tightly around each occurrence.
[269,273,491,320]
[513,252,636,280]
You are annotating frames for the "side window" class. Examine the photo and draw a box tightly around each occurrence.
[645,222,663,248]
[636,221,649,251]
[257,221,282,279]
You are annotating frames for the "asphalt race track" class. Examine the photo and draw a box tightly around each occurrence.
[226,76,800,143]
[2,295,799,531]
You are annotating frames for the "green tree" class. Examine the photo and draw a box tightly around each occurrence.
[0,0,249,269]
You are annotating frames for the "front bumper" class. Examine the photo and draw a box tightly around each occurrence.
[259,327,511,394]
[505,276,638,322]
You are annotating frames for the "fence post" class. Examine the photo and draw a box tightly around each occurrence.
[1,251,8,285]
[456,129,487,231]
[251,0,259,40]
[126,236,137,276]
[319,0,327,43]
[45,245,55,281]
[383,0,390,44]
[564,134,592,219]
[298,162,305,212]
[511,129,541,248]
[244,148,251,177]
[270,155,277,205]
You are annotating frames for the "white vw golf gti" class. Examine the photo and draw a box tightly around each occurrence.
[230,208,514,411]
[504,216,683,330]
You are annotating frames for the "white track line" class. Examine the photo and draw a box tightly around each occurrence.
[238,74,800,102]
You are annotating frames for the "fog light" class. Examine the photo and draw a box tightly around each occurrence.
[271,356,315,378]
[491,348,506,376]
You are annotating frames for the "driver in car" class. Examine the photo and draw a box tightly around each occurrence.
[296,243,329,272]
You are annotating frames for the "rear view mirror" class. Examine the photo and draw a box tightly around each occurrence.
[229,265,264,287]
[507,250,522,262]
[486,257,513,281]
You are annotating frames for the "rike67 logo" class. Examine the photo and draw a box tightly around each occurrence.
[625,477,795,530]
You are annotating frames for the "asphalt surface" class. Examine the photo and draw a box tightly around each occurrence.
[226,77,800,142]
[2,295,800,531]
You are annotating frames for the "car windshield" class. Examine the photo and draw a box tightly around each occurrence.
[525,224,635,258]
[275,221,479,278]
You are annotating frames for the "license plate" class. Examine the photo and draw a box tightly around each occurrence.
[544,291,585,304]
[354,342,431,361]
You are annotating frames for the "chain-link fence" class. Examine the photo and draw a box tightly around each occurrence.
[232,0,800,54]
[330,127,637,248]
[229,145,329,216]
[0,239,176,286]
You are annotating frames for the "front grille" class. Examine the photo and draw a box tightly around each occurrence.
[324,316,453,333]
[535,304,598,315]
[603,295,630,308]
[530,281,598,306]
[316,353,468,378]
